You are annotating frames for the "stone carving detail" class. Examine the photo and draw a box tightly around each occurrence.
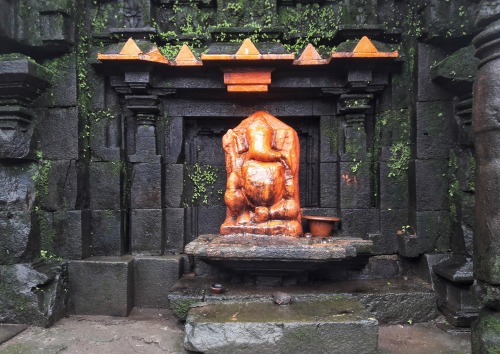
[124,0,143,28]
[0,56,50,159]
[220,111,302,237]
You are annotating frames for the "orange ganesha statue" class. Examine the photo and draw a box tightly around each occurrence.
[220,111,302,237]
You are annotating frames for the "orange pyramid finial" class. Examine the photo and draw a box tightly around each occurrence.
[175,44,202,66]
[330,36,398,59]
[144,47,170,64]
[294,43,328,65]
[119,38,143,55]
[353,36,379,54]
[236,38,261,57]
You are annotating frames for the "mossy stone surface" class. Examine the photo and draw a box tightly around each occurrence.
[184,298,378,354]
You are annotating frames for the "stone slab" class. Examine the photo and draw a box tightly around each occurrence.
[0,324,28,345]
[68,256,133,316]
[184,298,378,354]
[185,234,373,266]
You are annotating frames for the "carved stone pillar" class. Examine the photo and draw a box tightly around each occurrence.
[338,94,374,235]
[125,94,161,163]
[0,56,50,159]
[471,1,500,351]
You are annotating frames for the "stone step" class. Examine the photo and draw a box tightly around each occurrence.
[169,275,438,324]
[68,255,183,316]
[184,298,378,354]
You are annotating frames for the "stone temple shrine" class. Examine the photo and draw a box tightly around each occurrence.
[1,0,500,352]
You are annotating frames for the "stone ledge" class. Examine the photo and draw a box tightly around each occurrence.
[186,234,372,264]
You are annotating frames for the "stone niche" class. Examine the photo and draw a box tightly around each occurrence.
[181,109,322,243]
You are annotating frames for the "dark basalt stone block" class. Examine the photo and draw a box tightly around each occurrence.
[40,11,74,50]
[51,210,91,260]
[165,207,185,253]
[0,211,33,265]
[319,116,338,163]
[88,112,121,162]
[378,208,407,254]
[89,162,121,210]
[38,107,79,160]
[90,209,124,257]
[430,45,478,96]
[0,162,36,212]
[417,43,455,102]
[40,160,78,212]
[196,206,226,236]
[162,115,183,164]
[415,101,454,160]
[319,162,339,208]
[68,256,133,316]
[339,162,371,209]
[134,255,183,308]
[41,54,77,108]
[130,209,163,255]
[130,163,161,209]
[379,162,409,210]
[412,159,449,211]
[416,210,451,253]
[340,209,380,238]
[164,164,184,208]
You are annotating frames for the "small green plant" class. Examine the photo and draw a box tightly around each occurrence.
[39,249,62,260]
[187,163,219,205]
[89,109,114,123]
[387,141,411,178]
[398,225,416,236]
[31,151,52,197]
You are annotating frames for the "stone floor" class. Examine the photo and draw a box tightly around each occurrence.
[0,308,471,354]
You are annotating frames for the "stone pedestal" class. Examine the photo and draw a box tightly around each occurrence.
[185,234,372,277]
[433,256,480,327]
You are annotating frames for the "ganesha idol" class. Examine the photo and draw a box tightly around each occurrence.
[220,111,302,237]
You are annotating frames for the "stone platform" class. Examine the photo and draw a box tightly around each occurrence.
[184,298,378,354]
[185,234,372,273]
[168,275,438,324]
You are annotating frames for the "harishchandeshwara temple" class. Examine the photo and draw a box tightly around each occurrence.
[1,0,500,352]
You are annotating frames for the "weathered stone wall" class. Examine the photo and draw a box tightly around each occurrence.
[0,0,481,325]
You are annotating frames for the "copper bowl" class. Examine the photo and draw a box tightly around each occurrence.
[303,216,340,237]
